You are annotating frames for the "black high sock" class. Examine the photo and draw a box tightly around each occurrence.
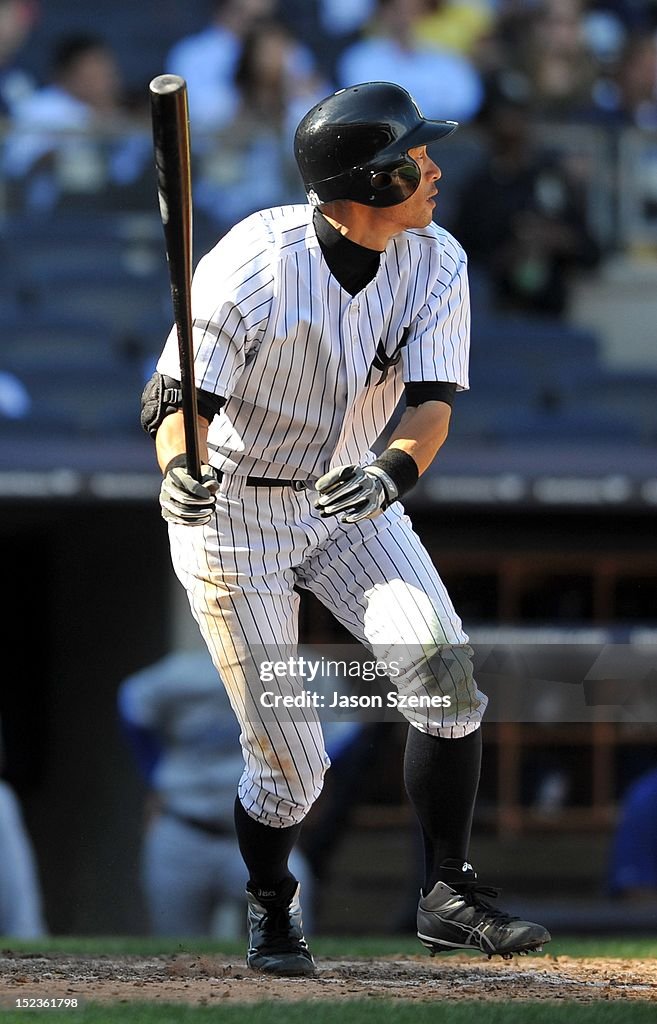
[403,727,482,894]
[234,796,302,897]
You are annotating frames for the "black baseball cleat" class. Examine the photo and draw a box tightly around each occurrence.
[417,860,551,959]
[246,880,316,976]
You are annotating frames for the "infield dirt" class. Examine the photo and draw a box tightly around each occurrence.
[1,952,656,1006]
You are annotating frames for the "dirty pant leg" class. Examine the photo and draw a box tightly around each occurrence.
[168,523,330,828]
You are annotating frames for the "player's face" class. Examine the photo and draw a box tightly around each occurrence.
[384,146,442,231]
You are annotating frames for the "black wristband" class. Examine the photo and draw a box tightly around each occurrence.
[372,448,419,499]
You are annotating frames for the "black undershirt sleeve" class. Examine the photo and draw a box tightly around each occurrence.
[404,381,458,407]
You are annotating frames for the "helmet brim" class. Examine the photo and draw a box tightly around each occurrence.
[371,118,459,167]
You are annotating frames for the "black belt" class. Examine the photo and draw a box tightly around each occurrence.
[216,470,307,490]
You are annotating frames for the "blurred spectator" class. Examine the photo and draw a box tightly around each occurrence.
[266,0,377,81]
[166,0,318,133]
[0,0,38,116]
[320,0,376,36]
[415,0,494,58]
[0,782,48,936]
[119,646,368,937]
[586,32,657,129]
[616,33,657,129]
[609,765,657,900]
[232,20,326,144]
[0,371,30,418]
[586,1,657,35]
[337,0,484,122]
[502,0,601,120]
[118,648,314,938]
[451,77,600,316]
[0,721,48,938]
[582,5,628,68]
[3,33,150,211]
[193,20,325,229]
[277,0,377,54]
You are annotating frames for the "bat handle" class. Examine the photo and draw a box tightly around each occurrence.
[182,396,202,482]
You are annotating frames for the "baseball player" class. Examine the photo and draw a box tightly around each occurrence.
[141,81,550,976]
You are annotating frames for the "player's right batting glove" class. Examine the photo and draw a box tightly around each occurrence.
[313,464,398,523]
[159,454,220,526]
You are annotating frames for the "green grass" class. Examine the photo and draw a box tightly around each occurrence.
[1,1003,655,1023]
[2,934,657,959]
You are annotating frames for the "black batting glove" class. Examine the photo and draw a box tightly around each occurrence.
[159,454,220,526]
[313,464,399,524]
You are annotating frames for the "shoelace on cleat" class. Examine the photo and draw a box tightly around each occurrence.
[255,904,306,955]
[454,883,521,925]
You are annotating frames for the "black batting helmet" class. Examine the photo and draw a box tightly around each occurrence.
[294,82,458,209]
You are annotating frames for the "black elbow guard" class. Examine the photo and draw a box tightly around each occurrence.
[140,372,225,437]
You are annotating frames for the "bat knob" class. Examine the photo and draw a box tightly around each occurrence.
[150,74,186,96]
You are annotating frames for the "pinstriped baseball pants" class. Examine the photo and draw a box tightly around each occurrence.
[169,474,488,828]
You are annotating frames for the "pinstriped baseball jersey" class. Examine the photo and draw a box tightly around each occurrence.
[155,200,487,829]
[156,203,470,480]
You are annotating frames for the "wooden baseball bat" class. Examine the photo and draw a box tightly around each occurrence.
[149,73,201,482]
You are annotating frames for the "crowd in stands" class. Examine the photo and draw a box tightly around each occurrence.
[3,32,151,211]
[1,0,657,441]
[1,0,657,224]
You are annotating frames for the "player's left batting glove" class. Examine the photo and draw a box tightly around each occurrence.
[159,454,220,526]
[313,464,399,524]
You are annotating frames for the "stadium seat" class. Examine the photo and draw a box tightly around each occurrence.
[561,368,657,442]
[0,210,163,244]
[488,407,643,444]
[19,265,171,339]
[0,408,82,439]
[467,360,546,403]
[1,314,122,373]
[11,3,202,117]
[470,316,602,408]
[10,234,163,280]
[449,393,536,441]
[18,364,144,435]
[472,317,600,366]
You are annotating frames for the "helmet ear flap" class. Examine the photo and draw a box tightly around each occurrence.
[365,154,422,206]
[310,154,422,208]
